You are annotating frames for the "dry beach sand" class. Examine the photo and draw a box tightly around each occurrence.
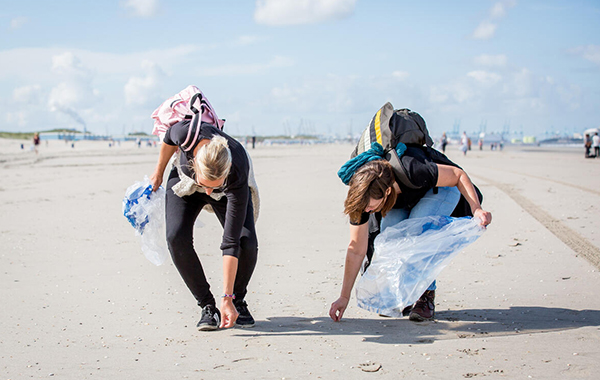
[1,138,599,379]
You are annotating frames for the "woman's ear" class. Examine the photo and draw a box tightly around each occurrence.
[385,187,392,196]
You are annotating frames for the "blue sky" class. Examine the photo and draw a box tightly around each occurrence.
[1,0,599,138]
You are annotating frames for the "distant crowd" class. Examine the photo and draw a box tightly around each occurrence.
[439,132,503,156]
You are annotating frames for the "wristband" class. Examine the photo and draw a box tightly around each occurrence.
[221,294,236,299]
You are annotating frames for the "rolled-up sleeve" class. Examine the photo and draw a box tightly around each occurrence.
[163,120,188,146]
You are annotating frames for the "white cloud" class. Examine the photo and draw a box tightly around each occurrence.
[254,0,356,26]
[426,63,583,130]
[490,0,516,18]
[467,70,502,86]
[471,0,516,40]
[0,45,207,83]
[5,111,27,127]
[10,17,28,30]
[555,84,581,110]
[52,52,91,79]
[197,56,294,76]
[429,82,475,105]
[0,45,208,133]
[428,86,449,104]
[472,21,497,40]
[48,52,97,128]
[474,54,507,67]
[505,68,533,97]
[570,45,600,65]
[269,75,358,113]
[392,71,410,81]
[121,0,159,18]
[266,73,421,120]
[49,83,86,109]
[124,60,166,106]
[13,85,42,104]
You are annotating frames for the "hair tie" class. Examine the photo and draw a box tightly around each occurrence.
[337,142,406,185]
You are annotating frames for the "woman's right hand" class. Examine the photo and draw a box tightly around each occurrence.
[329,296,349,322]
[149,171,163,192]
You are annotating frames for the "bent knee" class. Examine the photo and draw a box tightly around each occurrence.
[166,228,192,254]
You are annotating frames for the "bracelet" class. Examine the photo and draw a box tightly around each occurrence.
[221,294,236,299]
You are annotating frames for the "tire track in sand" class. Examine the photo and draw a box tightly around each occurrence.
[476,175,600,269]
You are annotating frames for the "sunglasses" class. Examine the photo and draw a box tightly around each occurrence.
[195,176,225,191]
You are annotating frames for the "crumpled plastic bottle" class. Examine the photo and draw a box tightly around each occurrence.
[122,176,169,266]
[355,215,485,317]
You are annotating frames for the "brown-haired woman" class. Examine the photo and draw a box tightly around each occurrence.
[329,147,491,322]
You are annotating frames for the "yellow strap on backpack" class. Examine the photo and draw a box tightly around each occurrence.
[374,108,383,145]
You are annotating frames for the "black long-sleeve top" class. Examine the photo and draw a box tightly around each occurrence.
[164,120,249,258]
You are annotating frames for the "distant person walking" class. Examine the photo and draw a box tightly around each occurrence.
[593,132,600,159]
[32,133,40,155]
[460,132,468,156]
[440,133,448,153]
[584,134,592,158]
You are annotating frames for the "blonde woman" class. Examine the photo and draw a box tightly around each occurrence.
[150,120,258,331]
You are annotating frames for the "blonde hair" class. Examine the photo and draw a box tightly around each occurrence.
[344,160,397,224]
[193,135,232,181]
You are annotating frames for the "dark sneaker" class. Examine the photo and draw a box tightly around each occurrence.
[234,300,255,328]
[409,290,435,322]
[197,304,221,331]
[379,305,412,318]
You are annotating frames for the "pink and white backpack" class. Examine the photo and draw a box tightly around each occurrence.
[151,85,225,141]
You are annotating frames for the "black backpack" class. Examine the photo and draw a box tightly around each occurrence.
[352,103,434,190]
[352,103,433,154]
[352,104,483,209]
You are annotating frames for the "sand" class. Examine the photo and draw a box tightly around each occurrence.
[1,138,599,379]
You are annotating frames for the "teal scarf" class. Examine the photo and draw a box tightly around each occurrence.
[337,142,407,185]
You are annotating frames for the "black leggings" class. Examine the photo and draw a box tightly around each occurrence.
[165,169,258,308]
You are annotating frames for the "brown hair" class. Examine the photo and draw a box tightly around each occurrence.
[344,159,397,224]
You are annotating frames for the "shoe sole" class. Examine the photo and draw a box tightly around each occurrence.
[197,323,219,331]
[235,322,255,328]
[408,314,434,322]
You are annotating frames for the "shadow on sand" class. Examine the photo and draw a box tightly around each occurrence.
[235,306,600,345]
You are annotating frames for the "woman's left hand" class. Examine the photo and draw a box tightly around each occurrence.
[329,296,349,322]
[473,208,492,227]
[219,299,239,329]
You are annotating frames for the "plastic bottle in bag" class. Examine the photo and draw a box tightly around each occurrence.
[355,215,484,317]
[122,177,169,266]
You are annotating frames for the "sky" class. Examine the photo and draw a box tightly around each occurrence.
[1,0,599,139]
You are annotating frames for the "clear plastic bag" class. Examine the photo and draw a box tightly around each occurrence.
[122,176,169,266]
[355,215,484,317]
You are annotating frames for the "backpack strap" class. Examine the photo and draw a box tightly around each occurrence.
[376,103,395,149]
[385,148,421,190]
[189,92,206,114]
